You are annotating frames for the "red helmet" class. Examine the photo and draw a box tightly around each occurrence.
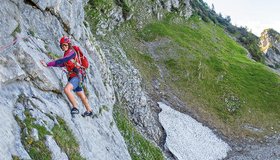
[60,36,71,44]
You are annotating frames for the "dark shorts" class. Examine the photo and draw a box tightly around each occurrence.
[68,77,83,92]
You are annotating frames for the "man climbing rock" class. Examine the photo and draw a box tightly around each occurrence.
[40,36,93,117]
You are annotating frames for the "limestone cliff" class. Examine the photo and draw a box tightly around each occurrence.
[0,0,129,159]
[260,28,280,72]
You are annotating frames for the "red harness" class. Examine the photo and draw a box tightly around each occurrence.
[64,46,88,79]
[64,49,80,78]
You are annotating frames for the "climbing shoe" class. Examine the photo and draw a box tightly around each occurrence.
[71,107,79,114]
[82,111,93,117]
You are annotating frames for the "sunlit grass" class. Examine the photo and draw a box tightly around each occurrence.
[123,14,280,138]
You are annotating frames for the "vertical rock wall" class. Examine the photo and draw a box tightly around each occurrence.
[0,0,130,159]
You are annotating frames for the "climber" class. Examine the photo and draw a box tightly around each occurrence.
[40,36,93,117]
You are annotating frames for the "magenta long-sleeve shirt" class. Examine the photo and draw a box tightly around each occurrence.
[47,49,76,67]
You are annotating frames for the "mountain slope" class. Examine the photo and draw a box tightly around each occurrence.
[83,0,280,158]
[101,13,280,138]
[190,0,264,62]
[83,0,280,159]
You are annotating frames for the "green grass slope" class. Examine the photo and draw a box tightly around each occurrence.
[85,0,279,139]
[118,15,280,138]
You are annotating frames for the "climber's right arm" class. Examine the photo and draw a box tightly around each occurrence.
[46,51,76,67]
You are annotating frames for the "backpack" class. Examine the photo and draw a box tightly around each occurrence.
[72,45,89,69]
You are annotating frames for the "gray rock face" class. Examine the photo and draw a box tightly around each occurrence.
[260,29,280,73]
[97,39,163,143]
[94,0,192,36]
[45,135,68,160]
[0,0,130,159]
[227,134,280,160]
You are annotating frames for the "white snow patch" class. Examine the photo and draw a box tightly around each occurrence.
[158,102,230,160]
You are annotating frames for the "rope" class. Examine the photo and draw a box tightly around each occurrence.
[0,36,29,53]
